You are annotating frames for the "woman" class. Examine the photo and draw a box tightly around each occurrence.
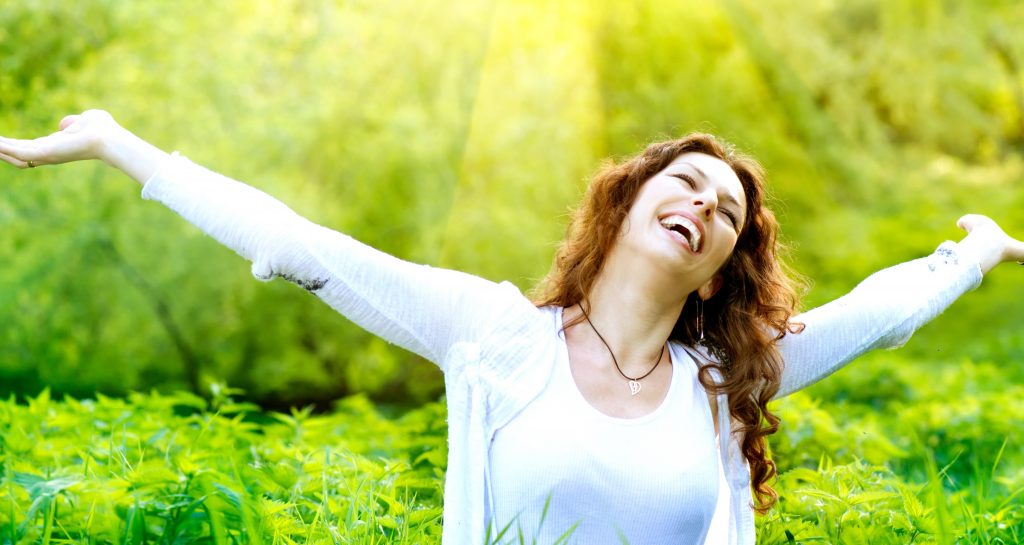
[1,110,1022,544]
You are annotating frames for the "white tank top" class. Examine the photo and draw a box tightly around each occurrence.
[488,314,721,545]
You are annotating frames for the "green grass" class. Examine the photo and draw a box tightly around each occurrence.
[763,356,1024,544]
[1,388,446,544]
[2,356,1023,544]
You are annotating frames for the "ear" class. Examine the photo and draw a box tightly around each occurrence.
[697,275,723,301]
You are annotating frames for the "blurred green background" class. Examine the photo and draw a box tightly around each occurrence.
[1,0,1023,409]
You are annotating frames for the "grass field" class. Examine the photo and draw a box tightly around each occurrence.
[3,356,1023,544]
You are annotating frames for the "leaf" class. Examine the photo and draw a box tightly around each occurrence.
[794,488,845,505]
[375,492,405,516]
[848,490,900,505]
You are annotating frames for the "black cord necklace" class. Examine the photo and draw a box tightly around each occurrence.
[579,303,665,396]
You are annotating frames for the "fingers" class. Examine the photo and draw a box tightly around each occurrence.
[0,138,41,168]
[0,150,34,169]
[957,213,1024,265]
[0,150,20,167]
[1008,236,1024,264]
[0,134,60,168]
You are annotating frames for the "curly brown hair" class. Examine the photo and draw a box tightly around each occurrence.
[531,133,804,513]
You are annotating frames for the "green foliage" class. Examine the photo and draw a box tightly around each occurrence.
[766,355,1024,544]
[0,388,447,544]
[2,376,1022,544]
[760,456,1024,544]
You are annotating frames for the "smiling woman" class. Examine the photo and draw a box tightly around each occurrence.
[2,111,1024,544]
[527,135,800,543]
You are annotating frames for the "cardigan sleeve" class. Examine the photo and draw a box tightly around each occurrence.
[140,153,530,372]
[774,241,983,399]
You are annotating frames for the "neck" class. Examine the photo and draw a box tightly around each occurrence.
[567,247,700,376]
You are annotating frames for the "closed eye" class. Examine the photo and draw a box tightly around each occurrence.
[720,208,739,229]
[670,173,697,188]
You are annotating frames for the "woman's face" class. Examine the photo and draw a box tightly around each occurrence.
[618,152,747,294]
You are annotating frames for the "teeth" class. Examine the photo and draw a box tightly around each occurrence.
[659,215,702,252]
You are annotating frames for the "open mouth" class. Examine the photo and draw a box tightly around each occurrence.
[659,215,702,253]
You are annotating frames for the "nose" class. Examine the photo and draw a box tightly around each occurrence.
[691,190,718,220]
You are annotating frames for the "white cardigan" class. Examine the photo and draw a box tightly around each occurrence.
[142,153,983,544]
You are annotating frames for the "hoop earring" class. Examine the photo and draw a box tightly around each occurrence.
[696,296,731,373]
[696,296,704,342]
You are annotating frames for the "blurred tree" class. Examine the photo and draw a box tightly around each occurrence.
[0,0,1022,407]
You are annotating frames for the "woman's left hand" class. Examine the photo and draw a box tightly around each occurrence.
[956,214,1024,274]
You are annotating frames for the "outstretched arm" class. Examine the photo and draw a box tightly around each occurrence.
[0,111,540,371]
[774,216,1024,399]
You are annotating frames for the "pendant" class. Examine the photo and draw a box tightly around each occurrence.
[629,380,642,396]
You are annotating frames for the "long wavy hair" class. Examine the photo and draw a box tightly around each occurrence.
[531,133,804,512]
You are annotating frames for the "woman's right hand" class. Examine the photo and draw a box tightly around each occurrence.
[1,110,169,185]
[0,109,122,169]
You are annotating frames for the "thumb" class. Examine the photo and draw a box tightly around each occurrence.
[956,213,992,234]
[58,115,81,132]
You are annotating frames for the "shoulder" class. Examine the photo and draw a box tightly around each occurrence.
[481,284,558,342]
[480,297,560,371]
[472,301,562,424]
[669,341,719,373]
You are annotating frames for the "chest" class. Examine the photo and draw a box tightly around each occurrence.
[568,347,674,418]
[487,346,720,543]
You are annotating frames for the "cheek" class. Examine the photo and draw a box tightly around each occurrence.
[618,213,637,238]
[714,236,740,267]
[621,199,653,236]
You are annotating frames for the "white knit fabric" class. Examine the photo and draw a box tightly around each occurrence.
[141,154,983,545]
